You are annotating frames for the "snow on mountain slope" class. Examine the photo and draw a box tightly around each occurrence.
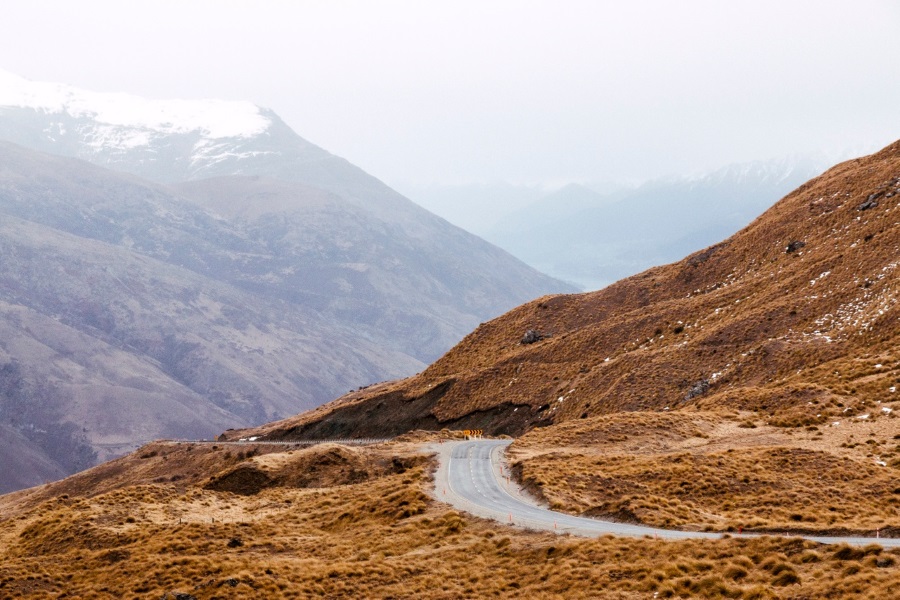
[0,68,432,233]
[0,68,268,141]
[0,69,319,184]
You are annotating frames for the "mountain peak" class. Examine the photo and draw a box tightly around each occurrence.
[0,70,375,192]
[0,68,271,140]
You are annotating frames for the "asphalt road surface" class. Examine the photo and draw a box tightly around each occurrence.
[431,438,900,547]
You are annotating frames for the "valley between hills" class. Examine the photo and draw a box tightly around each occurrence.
[1,140,899,597]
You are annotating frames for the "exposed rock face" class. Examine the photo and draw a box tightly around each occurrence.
[521,329,544,344]
[785,240,806,253]
[858,194,880,211]
[684,380,711,401]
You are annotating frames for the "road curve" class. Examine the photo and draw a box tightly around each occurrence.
[430,439,900,547]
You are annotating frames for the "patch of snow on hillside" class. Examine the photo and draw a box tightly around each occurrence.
[0,69,269,139]
[190,139,278,169]
[809,271,830,286]
[786,261,898,345]
[86,124,155,151]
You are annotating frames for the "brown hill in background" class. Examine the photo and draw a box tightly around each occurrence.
[254,140,900,441]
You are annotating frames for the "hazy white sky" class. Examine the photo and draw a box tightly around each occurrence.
[1,0,898,186]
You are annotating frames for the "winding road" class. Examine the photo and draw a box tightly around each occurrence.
[431,438,900,547]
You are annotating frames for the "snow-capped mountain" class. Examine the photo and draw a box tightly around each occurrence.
[0,68,269,139]
[0,69,355,190]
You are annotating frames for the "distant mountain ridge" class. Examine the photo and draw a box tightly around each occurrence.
[484,157,828,289]
[0,145,428,488]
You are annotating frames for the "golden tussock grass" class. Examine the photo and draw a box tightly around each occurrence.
[0,439,898,598]
[511,409,900,533]
[3,145,900,597]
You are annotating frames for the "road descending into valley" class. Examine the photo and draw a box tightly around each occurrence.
[432,439,900,548]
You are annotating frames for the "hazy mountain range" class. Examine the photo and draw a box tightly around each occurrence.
[403,158,830,290]
[1,65,898,598]
[0,71,573,492]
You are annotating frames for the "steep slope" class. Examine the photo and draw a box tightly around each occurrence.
[0,68,574,271]
[173,175,568,361]
[0,68,333,186]
[0,210,422,490]
[0,70,575,360]
[254,140,900,440]
[0,424,67,491]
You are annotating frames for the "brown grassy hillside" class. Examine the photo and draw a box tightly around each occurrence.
[508,410,900,533]
[250,140,900,440]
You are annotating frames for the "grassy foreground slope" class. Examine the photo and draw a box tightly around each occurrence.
[0,437,898,599]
